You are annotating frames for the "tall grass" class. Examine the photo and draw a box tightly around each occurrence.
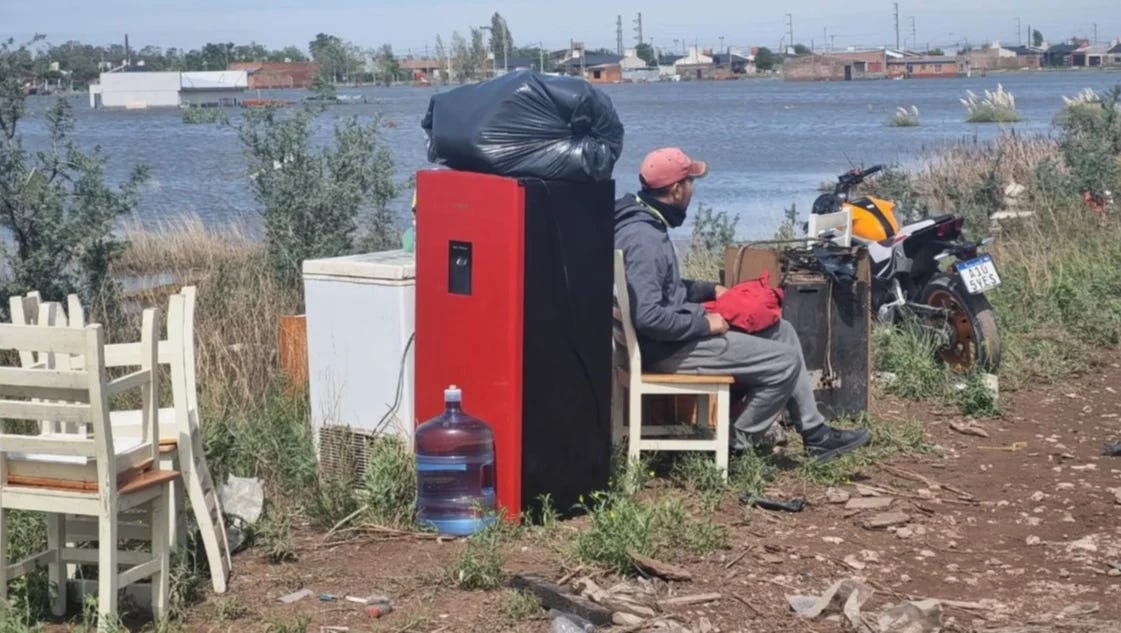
[876,88,1121,388]
[961,84,1021,123]
[888,105,920,127]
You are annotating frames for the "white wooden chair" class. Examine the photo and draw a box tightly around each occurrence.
[0,310,175,629]
[806,208,853,247]
[8,288,232,594]
[611,250,732,476]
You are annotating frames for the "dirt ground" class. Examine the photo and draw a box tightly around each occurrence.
[178,366,1121,633]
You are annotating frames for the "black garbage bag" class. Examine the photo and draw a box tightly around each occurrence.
[420,70,624,182]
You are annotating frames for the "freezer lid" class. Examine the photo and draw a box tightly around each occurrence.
[302,250,416,280]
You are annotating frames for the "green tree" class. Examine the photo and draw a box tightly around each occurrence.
[489,12,514,58]
[451,30,486,82]
[925,48,945,56]
[374,44,400,85]
[0,38,148,321]
[754,46,779,71]
[268,45,309,63]
[1032,29,1044,47]
[792,43,812,56]
[309,33,357,82]
[199,42,234,69]
[635,43,656,66]
[239,106,399,285]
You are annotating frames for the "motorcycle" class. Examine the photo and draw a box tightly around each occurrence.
[809,165,1002,373]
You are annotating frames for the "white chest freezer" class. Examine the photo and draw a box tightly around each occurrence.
[303,250,415,467]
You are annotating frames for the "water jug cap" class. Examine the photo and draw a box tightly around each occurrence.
[444,385,462,404]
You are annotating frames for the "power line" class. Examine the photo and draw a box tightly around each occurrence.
[634,12,644,46]
[785,13,794,50]
[910,16,916,51]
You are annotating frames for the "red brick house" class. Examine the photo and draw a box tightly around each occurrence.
[229,62,320,89]
[887,55,959,78]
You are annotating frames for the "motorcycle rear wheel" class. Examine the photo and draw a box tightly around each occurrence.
[920,275,1002,374]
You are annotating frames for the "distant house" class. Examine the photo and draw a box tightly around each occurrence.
[1072,44,1111,67]
[1044,43,1079,67]
[229,62,320,89]
[712,49,756,76]
[958,42,1040,72]
[557,51,623,83]
[887,55,959,79]
[1109,43,1121,66]
[89,70,248,108]
[399,58,450,84]
[784,49,889,81]
[491,57,542,75]
[673,46,715,79]
[619,49,659,82]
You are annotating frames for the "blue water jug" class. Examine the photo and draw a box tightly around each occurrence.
[415,385,496,536]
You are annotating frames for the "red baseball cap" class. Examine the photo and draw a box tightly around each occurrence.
[639,147,708,190]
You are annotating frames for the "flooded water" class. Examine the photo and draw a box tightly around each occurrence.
[17,69,1121,239]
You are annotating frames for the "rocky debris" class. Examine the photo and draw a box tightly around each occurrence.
[950,420,990,438]
[863,511,911,529]
[787,578,874,629]
[825,487,851,503]
[876,599,943,633]
[845,496,895,511]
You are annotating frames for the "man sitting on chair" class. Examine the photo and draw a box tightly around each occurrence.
[614,147,871,461]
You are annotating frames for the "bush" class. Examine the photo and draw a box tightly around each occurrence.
[240,105,398,287]
[181,106,228,125]
[0,39,148,323]
[888,105,920,127]
[445,517,520,590]
[680,204,738,281]
[1056,85,1121,203]
[961,84,1021,123]
[570,489,727,575]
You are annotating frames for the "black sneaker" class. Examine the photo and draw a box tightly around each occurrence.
[803,426,872,461]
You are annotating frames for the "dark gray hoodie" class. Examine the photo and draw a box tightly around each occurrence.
[614,193,716,366]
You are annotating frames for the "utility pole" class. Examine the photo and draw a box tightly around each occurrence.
[823,27,828,52]
[634,13,644,45]
[785,13,794,51]
[910,16,916,51]
[1093,22,1098,44]
[719,35,725,68]
[1016,18,1022,45]
[893,3,900,51]
[616,15,624,56]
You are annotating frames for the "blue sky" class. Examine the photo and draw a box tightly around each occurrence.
[2,0,1117,56]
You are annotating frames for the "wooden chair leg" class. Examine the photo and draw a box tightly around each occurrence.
[627,391,643,465]
[46,514,67,617]
[97,507,118,633]
[162,452,186,552]
[185,461,228,593]
[0,507,8,603]
[151,497,170,620]
[714,387,730,479]
[611,374,625,446]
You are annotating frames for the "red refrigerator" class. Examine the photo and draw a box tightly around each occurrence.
[414,170,614,519]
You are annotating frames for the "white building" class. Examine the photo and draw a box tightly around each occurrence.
[89,70,248,109]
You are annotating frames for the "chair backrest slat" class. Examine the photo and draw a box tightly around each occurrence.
[0,398,94,425]
[0,323,89,356]
[613,250,643,383]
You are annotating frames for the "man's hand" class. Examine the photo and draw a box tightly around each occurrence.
[715,284,729,299]
[706,312,729,335]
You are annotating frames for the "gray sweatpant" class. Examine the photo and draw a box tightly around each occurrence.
[647,320,826,449]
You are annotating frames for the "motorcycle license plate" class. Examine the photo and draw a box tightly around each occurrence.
[955,254,1001,295]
